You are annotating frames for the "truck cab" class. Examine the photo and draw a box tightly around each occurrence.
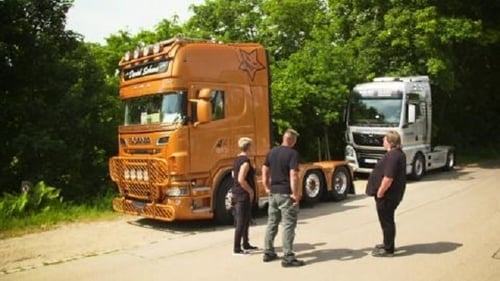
[109,36,354,224]
[344,76,455,179]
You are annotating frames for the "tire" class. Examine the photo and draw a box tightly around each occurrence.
[442,150,455,171]
[214,176,234,225]
[331,166,350,201]
[410,153,425,180]
[301,170,325,204]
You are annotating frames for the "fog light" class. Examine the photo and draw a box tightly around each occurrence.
[166,187,189,197]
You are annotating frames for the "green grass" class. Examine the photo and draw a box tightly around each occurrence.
[0,195,120,239]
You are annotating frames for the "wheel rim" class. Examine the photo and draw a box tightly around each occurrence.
[448,153,455,168]
[224,189,233,211]
[305,173,321,198]
[415,156,424,176]
[334,171,348,194]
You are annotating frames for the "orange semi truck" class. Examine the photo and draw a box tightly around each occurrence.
[109,36,354,224]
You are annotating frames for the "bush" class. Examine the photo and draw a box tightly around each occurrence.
[0,181,62,220]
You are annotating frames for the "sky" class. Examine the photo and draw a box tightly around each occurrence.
[66,0,204,44]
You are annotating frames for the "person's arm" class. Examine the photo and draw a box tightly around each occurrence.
[262,165,270,194]
[378,153,397,198]
[377,176,394,198]
[238,162,254,201]
[290,169,301,204]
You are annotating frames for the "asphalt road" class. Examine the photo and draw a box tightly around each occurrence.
[1,161,499,281]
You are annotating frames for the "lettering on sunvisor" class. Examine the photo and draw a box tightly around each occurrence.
[123,60,169,81]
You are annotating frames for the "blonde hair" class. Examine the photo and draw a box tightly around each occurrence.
[385,130,401,148]
[238,137,252,151]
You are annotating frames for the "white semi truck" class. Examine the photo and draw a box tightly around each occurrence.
[344,76,455,180]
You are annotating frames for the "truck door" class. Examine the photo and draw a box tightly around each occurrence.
[189,87,233,175]
[405,93,426,146]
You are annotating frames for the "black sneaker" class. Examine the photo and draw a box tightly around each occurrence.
[281,256,305,267]
[263,252,279,262]
[233,249,249,256]
[243,244,258,251]
[371,248,394,257]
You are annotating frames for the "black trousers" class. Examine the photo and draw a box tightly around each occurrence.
[375,197,401,252]
[233,199,251,251]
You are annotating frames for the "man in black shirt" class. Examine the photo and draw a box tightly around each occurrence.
[366,130,406,257]
[262,129,305,267]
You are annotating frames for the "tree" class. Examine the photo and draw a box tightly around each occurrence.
[0,0,120,201]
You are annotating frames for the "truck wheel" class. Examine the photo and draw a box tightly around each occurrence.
[302,170,324,204]
[331,166,350,201]
[442,150,455,171]
[410,153,425,180]
[214,176,234,225]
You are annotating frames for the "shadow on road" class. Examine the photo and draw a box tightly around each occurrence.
[127,219,231,234]
[125,193,368,233]
[296,246,371,264]
[395,241,463,256]
[285,241,462,264]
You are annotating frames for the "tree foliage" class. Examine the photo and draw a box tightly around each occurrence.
[0,0,119,199]
[0,0,499,201]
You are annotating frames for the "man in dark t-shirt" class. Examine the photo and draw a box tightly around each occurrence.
[262,129,305,267]
[366,130,406,257]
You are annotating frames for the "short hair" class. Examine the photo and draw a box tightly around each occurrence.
[238,137,252,151]
[284,128,299,137]
[385,130,401,148]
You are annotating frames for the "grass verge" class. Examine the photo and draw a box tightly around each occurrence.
[0,195,120,239]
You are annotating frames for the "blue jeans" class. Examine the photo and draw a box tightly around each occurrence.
[264,193,299,256]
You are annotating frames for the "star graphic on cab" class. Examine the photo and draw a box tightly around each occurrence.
[239,49,265,81]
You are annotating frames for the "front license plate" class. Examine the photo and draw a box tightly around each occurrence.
[364,159,378,164]
[132,201,146,211]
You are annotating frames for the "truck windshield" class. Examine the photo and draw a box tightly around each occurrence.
[124,92,186,126]
[348,95,402,127]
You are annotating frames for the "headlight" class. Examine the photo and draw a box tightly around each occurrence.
[166,187,189,197]
[345,145,355,158]
[136,169,143,181]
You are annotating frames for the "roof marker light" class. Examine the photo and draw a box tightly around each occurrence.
[124,51,131,61]
[153,43,161,53]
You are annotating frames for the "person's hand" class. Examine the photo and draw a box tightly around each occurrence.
[248,190,255,202]
[264,186,271,195]
[291,194,301,206]
[376,190,384,198]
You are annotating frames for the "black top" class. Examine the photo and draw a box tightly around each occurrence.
[232,155,255,201]
[263,146,299,194]
[366,148,407,201]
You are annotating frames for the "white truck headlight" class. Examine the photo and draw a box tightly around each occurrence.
[345,145,355,158]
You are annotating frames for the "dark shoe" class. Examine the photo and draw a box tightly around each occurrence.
[243,244,258,251]
[263,252,279,262]
[281,256,305,267]
[371,248,394,257]
[233,249,249,256]
[374,244,385,249]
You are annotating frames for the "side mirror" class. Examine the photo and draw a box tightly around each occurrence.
[189,88,213,126]
[196,99,211,125]
[408,104,416,124]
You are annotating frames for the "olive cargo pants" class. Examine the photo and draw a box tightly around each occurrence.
[264,193,299,256]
